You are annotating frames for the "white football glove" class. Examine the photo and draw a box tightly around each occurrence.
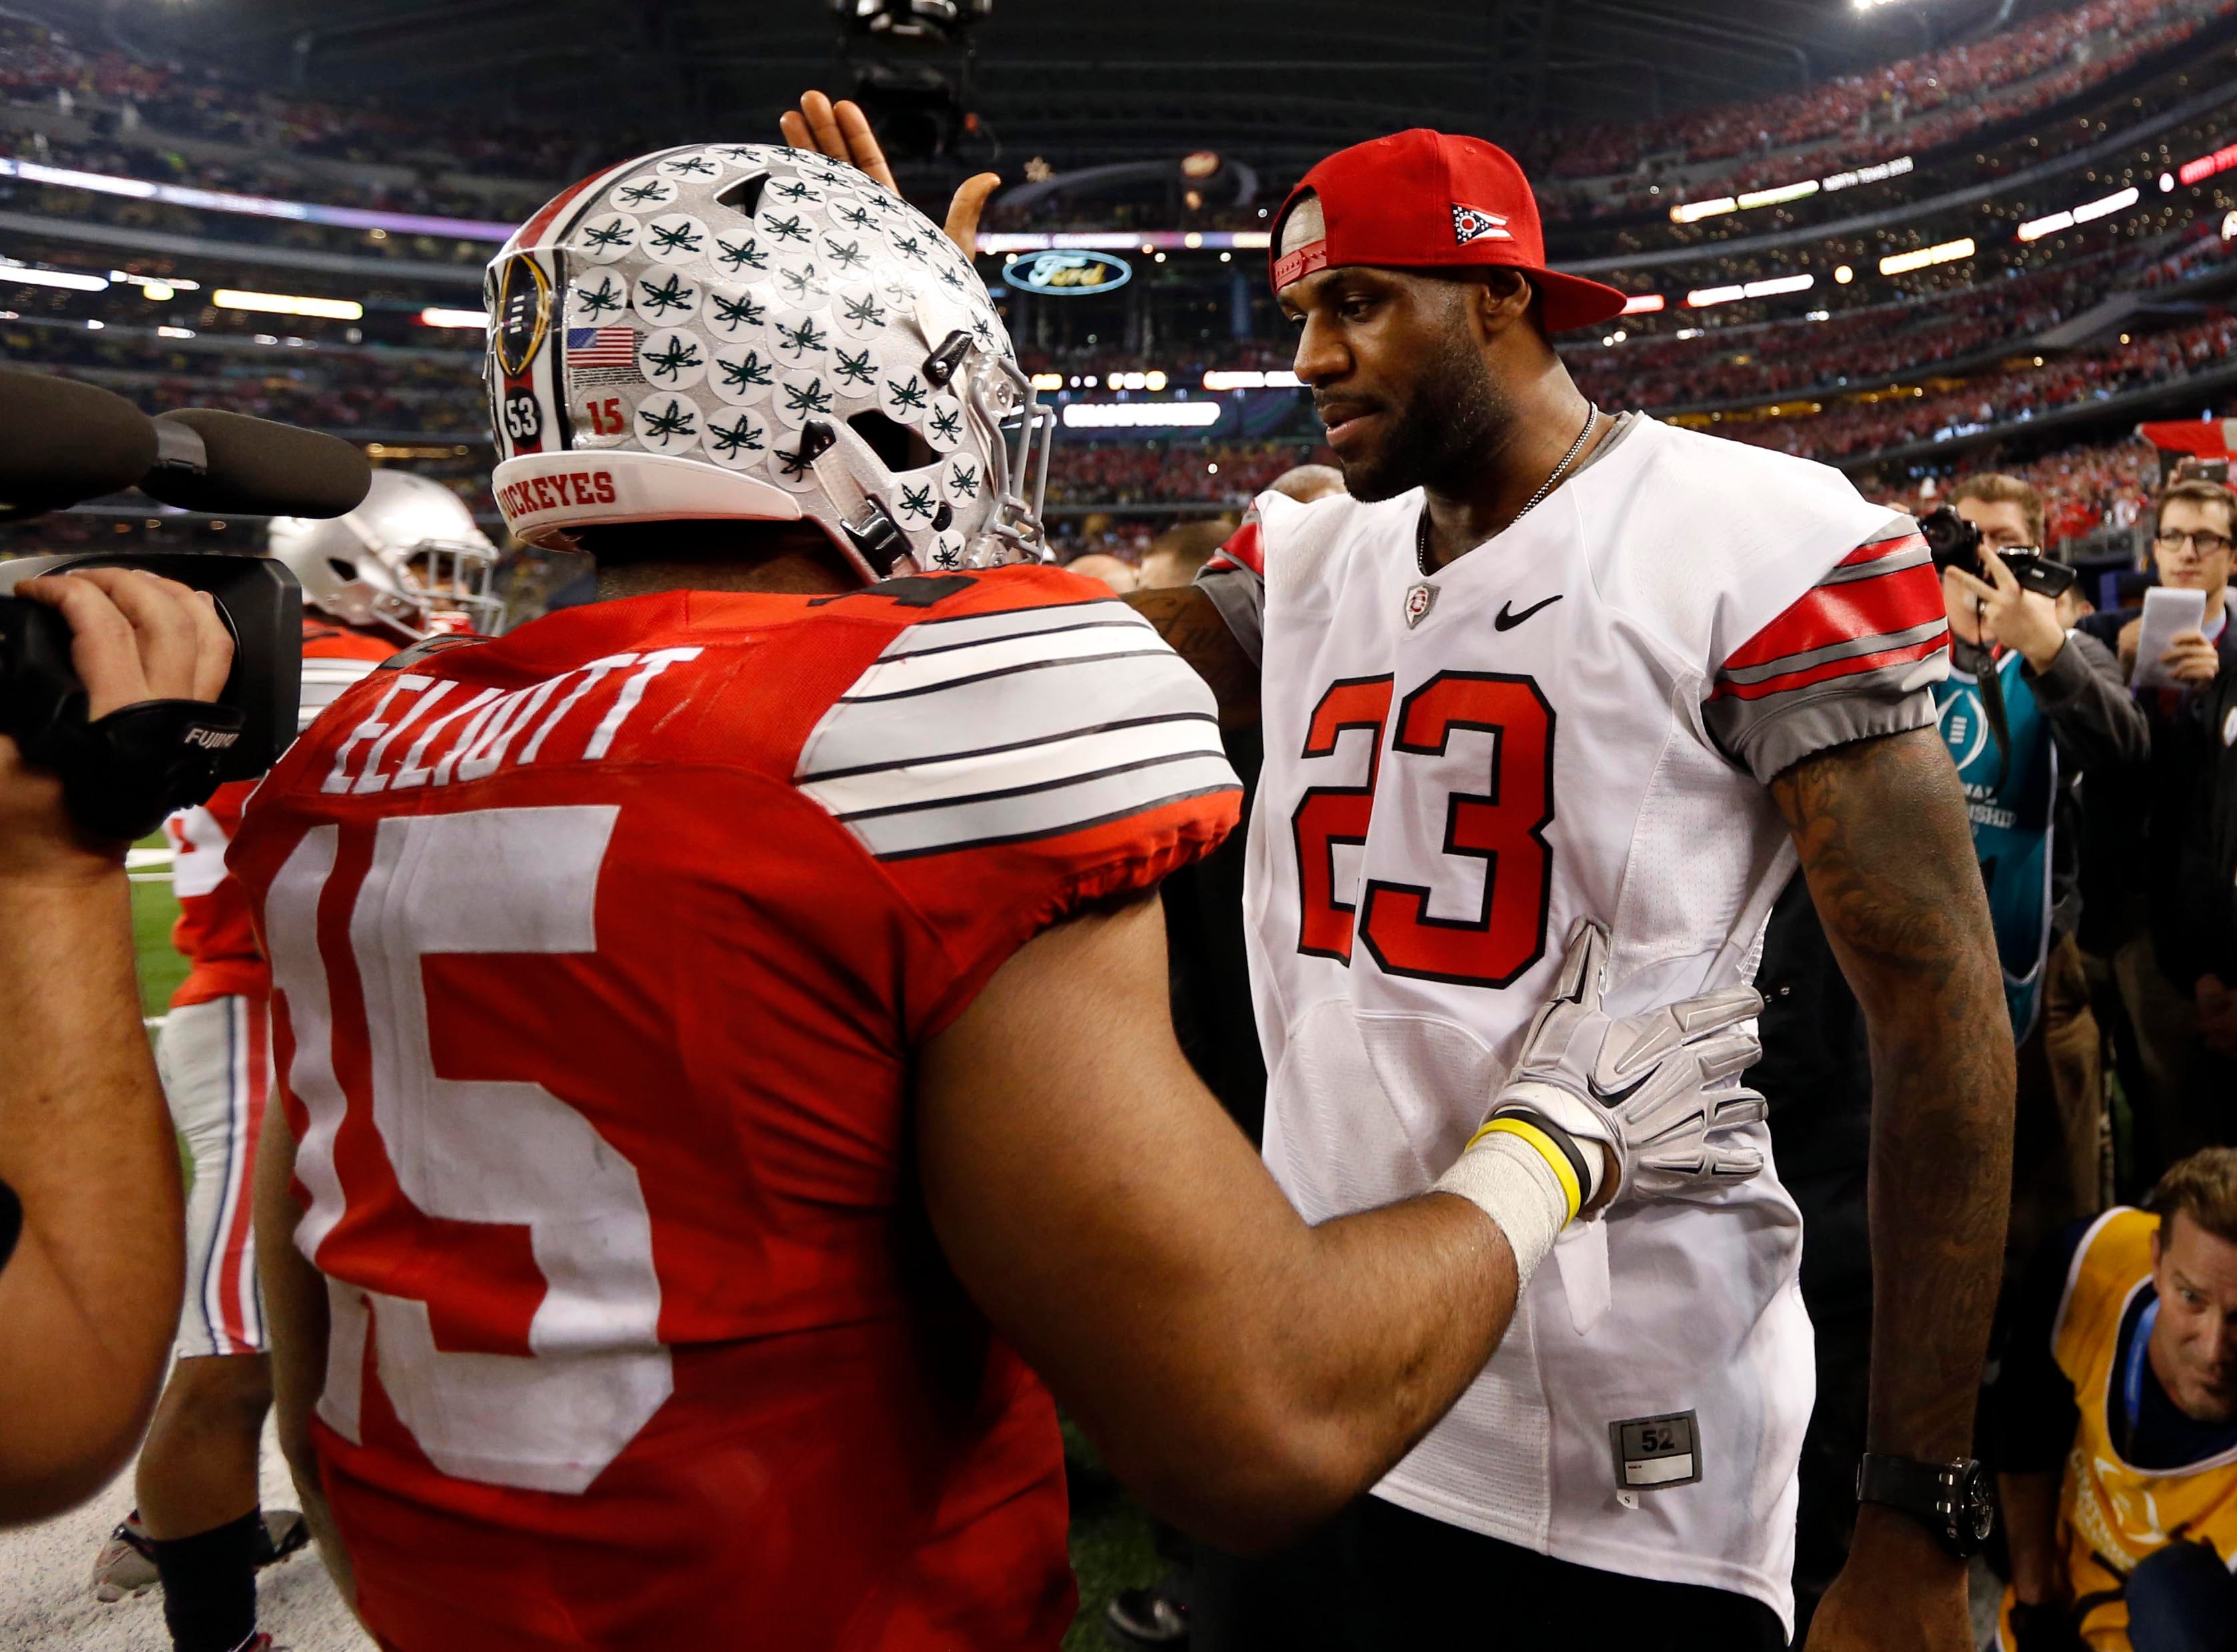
[1479,917,1769,1214]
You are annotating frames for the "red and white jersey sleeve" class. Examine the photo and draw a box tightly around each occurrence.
[1704,518,1949,783]
[224,566,1238,1652]
[1195,496,1281,667]
[793,576,1243,1036]
[166,621,396,1007]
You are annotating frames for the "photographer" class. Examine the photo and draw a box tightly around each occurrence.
[1937,476,2147,1268]
[0,566,233,1527]
[1989,1147,2237,1652]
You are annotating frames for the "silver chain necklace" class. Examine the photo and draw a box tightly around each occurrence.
[1416,402,1601,576]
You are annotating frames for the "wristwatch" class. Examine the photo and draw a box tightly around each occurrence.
[1855,1453,1995,1560]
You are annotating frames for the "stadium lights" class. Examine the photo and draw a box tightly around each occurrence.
[109,271,198,296]
[157,326,196,339]
[1202,369,1305,391]
[416,307,489,328]
[1061,402,1223,430]
[0,155,515,242]
[1621,293,1666,314]
[214,290,364,320]
[2015,185,2139,244]
[1834,265,1855,284]
[1821,157,1911,192]
[2179,141,2237,186]
[1668,155,1906,224]
[0,262,109,293]
[1878,238,1975,275]
[1738,180,1819,211]
[1685,274,1813,308]
[981,229,1271,254]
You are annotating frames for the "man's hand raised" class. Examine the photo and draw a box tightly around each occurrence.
[777,90,1000,257]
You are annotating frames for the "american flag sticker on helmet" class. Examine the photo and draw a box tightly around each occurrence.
[1452,204,1512,246]
[567,326,645,388]
[569,327,638,366]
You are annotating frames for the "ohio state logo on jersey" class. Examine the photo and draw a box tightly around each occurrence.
[1452,204,1512,246]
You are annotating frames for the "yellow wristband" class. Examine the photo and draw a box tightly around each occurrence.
[1471,1117,1584,1224]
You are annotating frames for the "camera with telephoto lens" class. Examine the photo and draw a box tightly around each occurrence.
[1917,505,2079,598]
[0,553,302,841]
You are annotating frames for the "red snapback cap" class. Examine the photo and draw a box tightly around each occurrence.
[1270,129,1631,334]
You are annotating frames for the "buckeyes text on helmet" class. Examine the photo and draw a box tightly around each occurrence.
[483,141,1052,584]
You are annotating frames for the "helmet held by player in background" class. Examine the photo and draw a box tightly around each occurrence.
[266,469,505,639]
[483,142,1053,584]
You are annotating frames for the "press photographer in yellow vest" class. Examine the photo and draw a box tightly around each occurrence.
[1991,1148,2237,1651]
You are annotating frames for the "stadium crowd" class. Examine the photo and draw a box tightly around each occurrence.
[1728,309,2237,459]
[1533,0,2237,216]
[3,0,2232,244]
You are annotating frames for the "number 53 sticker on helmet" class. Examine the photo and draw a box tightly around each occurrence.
[483,143,1054,584]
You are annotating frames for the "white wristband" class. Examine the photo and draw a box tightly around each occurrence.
[1431,1129,1572,1289]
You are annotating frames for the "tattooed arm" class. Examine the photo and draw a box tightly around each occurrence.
[1771,727,2014,1652]
[1125,586,1261,729]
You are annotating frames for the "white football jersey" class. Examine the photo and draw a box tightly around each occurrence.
[1219,416,1948,1630]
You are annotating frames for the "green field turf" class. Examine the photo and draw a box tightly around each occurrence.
[129,839,1161,1645]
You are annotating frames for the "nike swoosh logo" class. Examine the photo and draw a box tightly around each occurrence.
[1494,594,1564,631]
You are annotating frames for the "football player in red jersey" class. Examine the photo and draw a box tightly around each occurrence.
[238,142,1770,1651]
[90,472,502,1652]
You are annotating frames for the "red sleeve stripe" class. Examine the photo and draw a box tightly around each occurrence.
[1709,633,1947,702]
[1836,528,1929,568]
[1720,561,1943,672]
[1208,516,1265,578]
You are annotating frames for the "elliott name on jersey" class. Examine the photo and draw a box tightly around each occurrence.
[1201,414,1948,1629]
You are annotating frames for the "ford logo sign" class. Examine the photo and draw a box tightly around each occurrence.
[1002,250,1133,296]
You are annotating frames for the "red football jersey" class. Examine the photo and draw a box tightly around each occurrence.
[227,568,1240,1651]
[167,621,400,1007]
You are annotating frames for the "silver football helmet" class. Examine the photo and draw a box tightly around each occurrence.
[266,469,504,639]
[482,141,1052,582]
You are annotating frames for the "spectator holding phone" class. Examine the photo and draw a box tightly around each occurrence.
[1939,476,2148,1265]
[0,568,234,1526]
[2135,483,2237,1144]
[2072,480,2237,1177]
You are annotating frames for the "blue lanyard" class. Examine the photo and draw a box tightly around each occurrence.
[2123,1296,2160,1438]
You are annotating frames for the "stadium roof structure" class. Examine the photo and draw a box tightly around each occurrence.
[63,0,2075,173]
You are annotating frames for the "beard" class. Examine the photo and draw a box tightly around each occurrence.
[1335,323,1512,504]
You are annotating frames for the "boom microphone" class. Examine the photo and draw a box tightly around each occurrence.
[0,368,161,520]
[141,409,372,518]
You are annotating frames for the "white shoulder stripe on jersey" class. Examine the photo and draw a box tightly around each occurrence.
[800,714,1221,819]
[841,755,1239,861]
[840,625,1173,702]
[798,649,1211,780]
[797,606,1233,860]
[874,594,1142,657]
[298,657,382,732]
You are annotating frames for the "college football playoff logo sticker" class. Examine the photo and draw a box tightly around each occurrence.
[492,251,554,376]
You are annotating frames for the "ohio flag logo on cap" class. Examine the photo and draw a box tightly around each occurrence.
[1452,204,1512,246]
